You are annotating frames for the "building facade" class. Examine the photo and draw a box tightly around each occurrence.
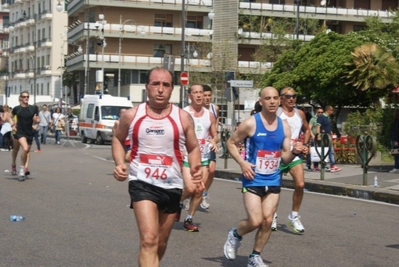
[1,0,398,117]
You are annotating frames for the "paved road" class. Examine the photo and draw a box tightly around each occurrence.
[1,142,399,266]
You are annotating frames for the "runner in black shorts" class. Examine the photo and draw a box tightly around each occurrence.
[10,91,39,181]
[129,180,182,213]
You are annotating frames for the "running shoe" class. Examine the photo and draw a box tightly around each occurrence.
[11,164,17,175]
[287,215,305,234]
[247,254,269,267]
[184,198,190,211]
[313,167,320,172]
[330,166,342,173]
[271,213,277,231]
[34,149,41,153]
[174,203,183,222]
[18,166,25,181]
[224,228,241,260]
[324,166,330,172]
[183,219,199,232]
[200,195,210,209]
[389,168,399,173]
[25,168,30,176]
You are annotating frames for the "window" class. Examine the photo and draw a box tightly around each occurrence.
[354,0,370,9]
[87,104,94,119]
[3,16,9,27]
[46,55,50,65]
[153,44,172,57]
[47,83,50,95]
[154,14,173,27]
[186,16,203,29]
[353,25,366,32]
[269,0,285,4]
[42,28,45,40]
[382,0,398,10]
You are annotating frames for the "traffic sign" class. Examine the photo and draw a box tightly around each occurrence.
[229,80,253,88]
[180,71,189,85]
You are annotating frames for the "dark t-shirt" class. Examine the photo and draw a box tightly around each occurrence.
[316,113,332,134]
[12,105,39,137]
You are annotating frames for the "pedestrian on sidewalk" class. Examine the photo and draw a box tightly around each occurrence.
[316,105,342,172]
[223,87,305,266]
[389,110,399,173]
[52,107,65,145]
[1,104,13,151]
[38,104,51,144]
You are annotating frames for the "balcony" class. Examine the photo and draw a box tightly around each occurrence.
[39,10,53,20]
[65,52,270,74]
[38,38,52,48]
[239,3,396,23]
[68,22,212,43]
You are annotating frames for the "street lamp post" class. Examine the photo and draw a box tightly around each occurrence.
[179,0,186,108]
[97,14,107,95]
[295,0,300,39]
[118,15,144,97]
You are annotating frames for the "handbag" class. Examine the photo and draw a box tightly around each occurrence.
[57,119,65,130]
[310,146,330,163]
[391,149,399,155]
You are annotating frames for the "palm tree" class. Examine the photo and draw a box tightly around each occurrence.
[345,43,399,106]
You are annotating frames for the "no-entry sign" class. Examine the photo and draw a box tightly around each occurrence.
[180,71,189,86]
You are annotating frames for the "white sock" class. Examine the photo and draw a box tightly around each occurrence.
[291,211,299,219]
[185,215,192,221]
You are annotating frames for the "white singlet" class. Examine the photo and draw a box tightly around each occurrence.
[183,106,212,162]
[128,103,185,189]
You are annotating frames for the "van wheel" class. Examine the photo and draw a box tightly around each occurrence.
[81,131,87,143]
[96,132,104,145]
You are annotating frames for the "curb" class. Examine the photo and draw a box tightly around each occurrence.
[215,170,399,205]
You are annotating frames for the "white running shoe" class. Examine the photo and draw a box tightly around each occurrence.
[200,195,210,209]
[271,213,277,231]
[184,198,190,211]
[18,166,25,181]
[224,228,241,260]
[287,215,305,234]
[389,168,398,173]
[247,255,269,267]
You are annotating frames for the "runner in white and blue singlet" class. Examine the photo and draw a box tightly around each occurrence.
[223,87,305,266]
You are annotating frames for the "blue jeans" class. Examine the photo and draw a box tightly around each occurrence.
[40,125,48,144]
[328,143,336,167]
[34,130,40,150]
[391,141,399,169]
[55,130,62,143]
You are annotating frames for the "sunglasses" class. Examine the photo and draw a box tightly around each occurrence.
[21,95,29,99]
[282,94,297,99]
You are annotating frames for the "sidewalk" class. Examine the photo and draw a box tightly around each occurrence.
[215,154,399,205]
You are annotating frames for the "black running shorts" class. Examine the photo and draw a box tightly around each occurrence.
[14,134,33,145]
[242,186,281,198]
[128,180,182,214]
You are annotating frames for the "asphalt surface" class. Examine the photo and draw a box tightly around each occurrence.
[1,140,399,266]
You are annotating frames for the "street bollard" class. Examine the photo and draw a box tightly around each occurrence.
[314,132,332,180]
[356,132,376,186]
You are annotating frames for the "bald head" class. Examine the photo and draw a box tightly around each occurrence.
[260,86,278,98]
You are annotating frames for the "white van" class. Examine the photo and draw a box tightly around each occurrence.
[79,94,133,144]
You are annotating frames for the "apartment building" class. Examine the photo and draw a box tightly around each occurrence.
[1,0,398,114]
[0,0,67,106]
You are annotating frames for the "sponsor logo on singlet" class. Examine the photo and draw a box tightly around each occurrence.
[146,126,165,135]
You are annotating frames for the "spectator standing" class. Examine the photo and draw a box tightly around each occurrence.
[38,104,51,144]
[316,105,342,172]
[307,107,323,171]
[1,105,14,151]
[389,110,399,173]
[52,107,65,145]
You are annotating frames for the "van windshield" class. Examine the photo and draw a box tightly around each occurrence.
[101,106,131,120]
